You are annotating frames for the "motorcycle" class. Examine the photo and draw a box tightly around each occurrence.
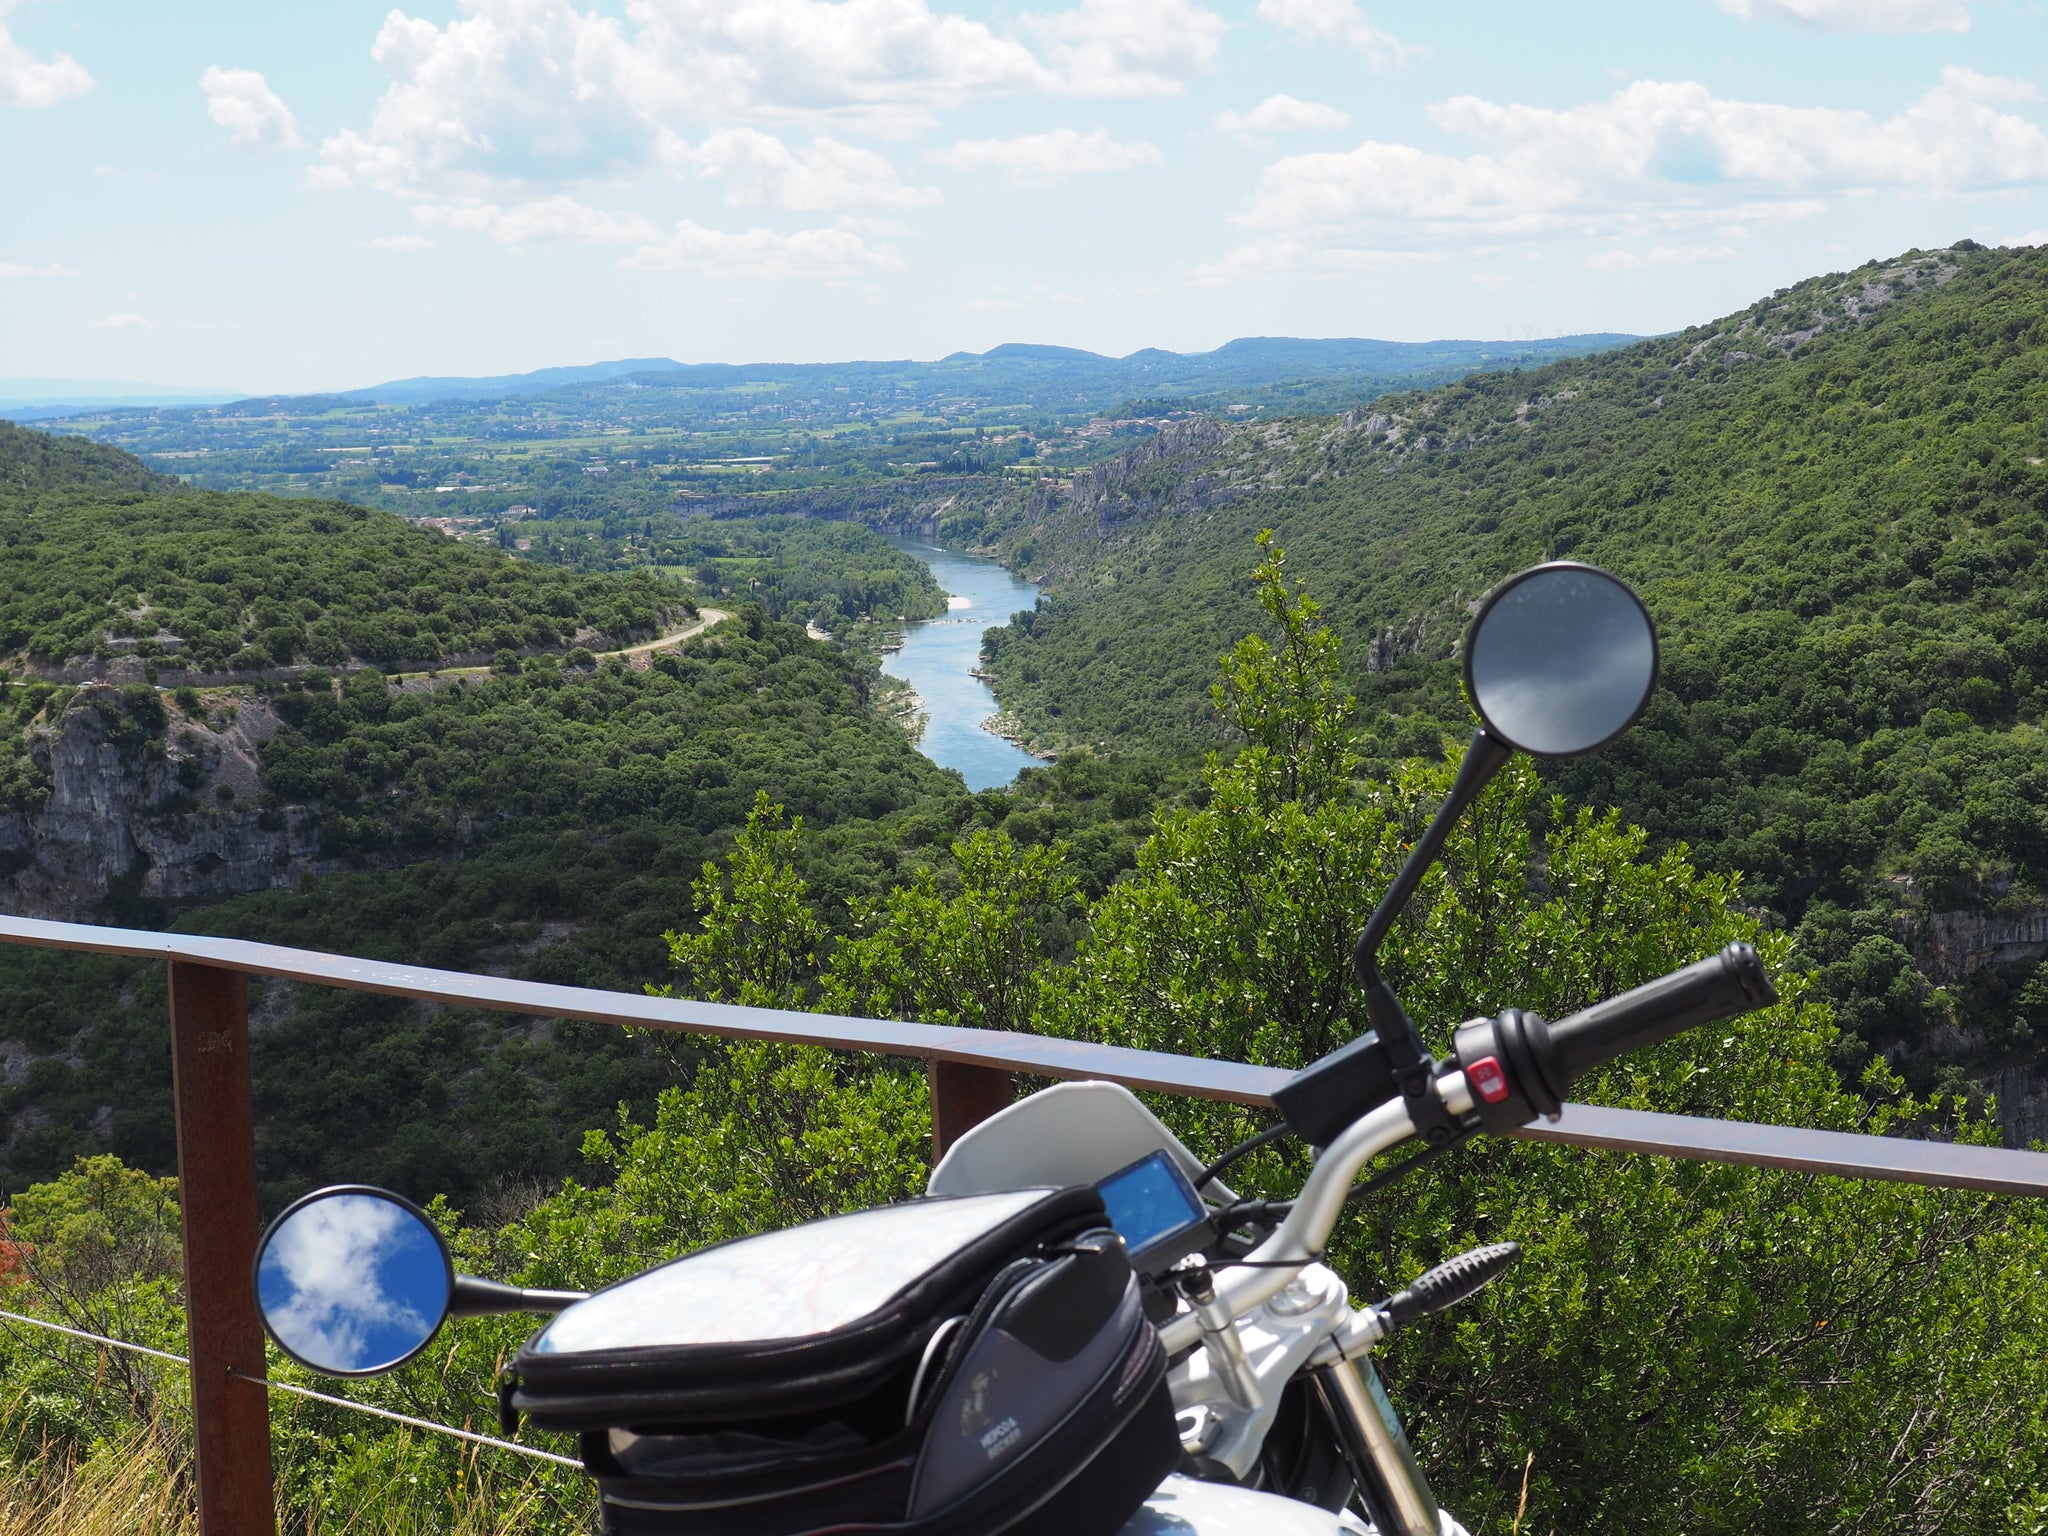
[250,561,1778,1536]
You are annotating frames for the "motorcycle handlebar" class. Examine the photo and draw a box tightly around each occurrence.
[1167,944,1781,1354]
[1545,941,1776,1088]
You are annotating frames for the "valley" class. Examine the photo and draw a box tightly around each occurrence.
[6,244,2046,1194]
[34,335,1638,523]
[968,243,2048,1141]
[6,245,2048,1536]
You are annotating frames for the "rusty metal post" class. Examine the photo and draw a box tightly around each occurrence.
[928,1057,1014,1161]
[168,959,276,1536]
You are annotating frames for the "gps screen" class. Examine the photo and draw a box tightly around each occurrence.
[1095,1151,1206,1261]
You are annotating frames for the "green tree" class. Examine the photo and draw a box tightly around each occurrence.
[821,828,1078,1034]
[661,789,822,1010]
[558,789,936,1263]
[1211,529,1358,813]
[0,1157,188,1464]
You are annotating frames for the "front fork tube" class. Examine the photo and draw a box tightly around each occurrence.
[1307,1357,1439,1536]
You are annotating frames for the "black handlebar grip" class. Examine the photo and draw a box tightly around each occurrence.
[1380,1241,1521,1327]
[1545,941,1777,1089]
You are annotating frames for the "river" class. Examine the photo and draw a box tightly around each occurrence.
[881,538,1043,792]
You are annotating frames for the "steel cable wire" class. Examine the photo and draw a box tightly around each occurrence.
[0,1306,581,1469]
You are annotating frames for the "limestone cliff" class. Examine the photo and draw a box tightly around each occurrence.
[0,687,323,921]
[1901,906,2048,1149]
[1905,907,2048,981]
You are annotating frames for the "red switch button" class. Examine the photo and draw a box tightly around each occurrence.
[1466,1056,1511,1104]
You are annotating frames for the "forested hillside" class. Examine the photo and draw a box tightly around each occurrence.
[515,511,951,637]
[0,430,998,1203]
[0,421,165,497]
[978,242,2048,1125]
[0,433,679,676]
[8,559,2043,1536]
[0,614,962,1206]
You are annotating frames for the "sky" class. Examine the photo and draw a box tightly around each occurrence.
[2,0,2046,394]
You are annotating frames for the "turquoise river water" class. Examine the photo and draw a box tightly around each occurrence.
[881,538,1043,792]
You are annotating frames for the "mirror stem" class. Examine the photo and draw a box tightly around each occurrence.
[1352,727,1514,1014]
[449,1274,589,1318]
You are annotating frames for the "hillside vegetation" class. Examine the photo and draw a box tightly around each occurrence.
[517,510,951,635]
[0,432,680,676]
[0,421,164,498]
[6,569,2043,1536]
[0,429,1010,1203]
[978,242,2048,1112]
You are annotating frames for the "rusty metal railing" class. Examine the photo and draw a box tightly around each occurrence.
[3,911,2046,1535]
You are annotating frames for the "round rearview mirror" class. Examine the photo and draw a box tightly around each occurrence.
[1464,562,1658,758]
[254,1186,452,1377]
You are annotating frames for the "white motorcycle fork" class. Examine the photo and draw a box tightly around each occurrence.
[1148,1086,1489,1536]
[1164,1259,1444,1536]
[1307,1355,1441,1536]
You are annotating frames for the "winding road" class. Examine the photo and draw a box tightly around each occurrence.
[389,608,730,683]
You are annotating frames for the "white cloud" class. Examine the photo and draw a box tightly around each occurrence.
[312,2,660,196]
[366,234,434,250]
[1191,239,1438,287]
[1024,0,1226,98]
[0,260,74,277]
[1715,0,1973,32]
[88,313,153,330]
[672,128,941,210]
[200,66,302,149]
[313,0,1232,206]
[622,218,903,279]
[414,196,661,246]
[1583,242,1740,270]
[935,127,1161,187]
[1203,69,2048,284]
[1214,94,1351,140]
[2001,228,2048,247]
[0,0,90,109]
[313,0,1060,198]
[1254,0,1419,66]
[625,0,1053,133]
[1238,70,2048,241]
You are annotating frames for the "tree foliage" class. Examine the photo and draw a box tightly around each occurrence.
[0,452,680,673]
[5,547,2048,1532]
[978,243,2048,1101]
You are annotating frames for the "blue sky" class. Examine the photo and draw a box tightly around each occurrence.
[3,0,2045,393]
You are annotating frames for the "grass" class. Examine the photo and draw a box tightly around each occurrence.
[0,1426,195,1536]
[0,1415,587,1536]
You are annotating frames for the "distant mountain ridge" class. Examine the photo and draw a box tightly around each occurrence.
[0,378,246,422]
[344,357,684,404]
[337,334,1641,409]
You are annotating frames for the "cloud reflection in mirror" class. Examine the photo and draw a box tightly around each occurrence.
[256,1191,450,1375]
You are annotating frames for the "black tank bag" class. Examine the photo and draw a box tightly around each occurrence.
[505,1187,1178,1536]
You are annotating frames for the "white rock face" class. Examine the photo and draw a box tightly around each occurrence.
[0,686,324,920]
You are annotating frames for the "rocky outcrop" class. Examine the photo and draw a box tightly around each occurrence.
[0,687,324,921]
[1903,907,2048,980]
[1064,416,1233,536]
[1990,1063,2048,1152]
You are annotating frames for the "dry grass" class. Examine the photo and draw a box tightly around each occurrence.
[0,1427,196,1536]
[0,1423,578,1536]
